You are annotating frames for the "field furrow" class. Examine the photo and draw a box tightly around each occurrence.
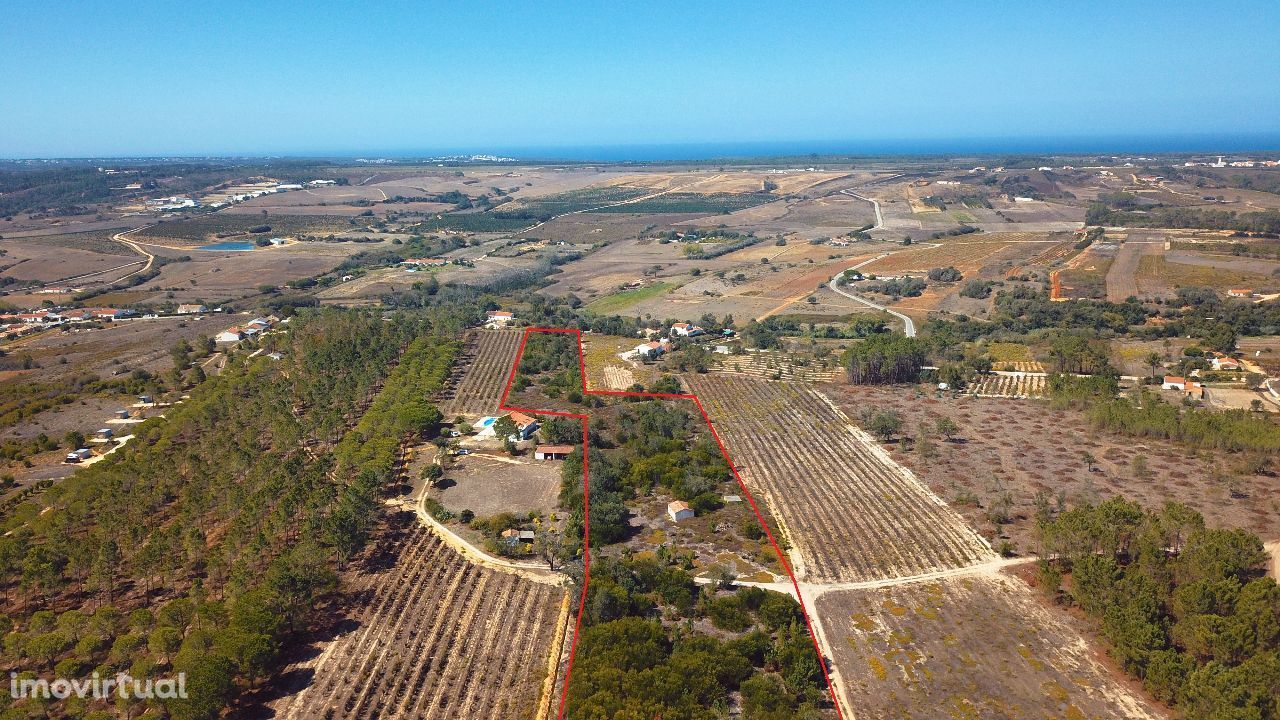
[271,526,564,720]
[689,375,994,583]
[438,328,523,417]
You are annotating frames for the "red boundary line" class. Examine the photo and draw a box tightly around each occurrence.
[497,327,845,719]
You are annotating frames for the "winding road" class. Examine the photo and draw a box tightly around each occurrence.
[827,188,918,336]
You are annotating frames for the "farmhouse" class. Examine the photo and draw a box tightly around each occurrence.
[487,310,514,325]
[635,341,666,360]
[501,529,537,546]
[216,328,245,344]
[667,501,694,522]
[508,412,540,440]
[1162,376,1187,391]
[1211,357,1242,371]
[534,444,574,460]
[1228,289,1254,298]
[403,258,449,268]
[671,322,706,337]
[176,304,207,315]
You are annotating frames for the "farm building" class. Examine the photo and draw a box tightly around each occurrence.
[671,322,706,337]
[176,304,207,315]
[94,428,114,441]
[1211,357,1242,371]
[217,328,244,344]
[635,341,666,360]
[1228,289,1254,298]
[1162,376,1187,391]
[535,444,574,460]
[501,528,536,546]
[402,258,449,268]
[668,501,694,522]
[508,412,540,440]
[475,412,540,440]
[486,310,514,326]
[114,409,131,420]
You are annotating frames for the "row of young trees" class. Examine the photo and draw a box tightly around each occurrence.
[0,308,449,719]
[1038,498,1279,719]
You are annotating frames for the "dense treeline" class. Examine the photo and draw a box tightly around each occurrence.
[1087,390,1280,454]
[559,401,730,547]
[1038,498,1280,719]
[843,334,927,384]
[566,556,831,719]
[327,338,457,566]
[0,309,435,718]
[1087,205,1280,234]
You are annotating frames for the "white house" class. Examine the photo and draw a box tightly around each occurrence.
[176,304,207,315]
[535,444,574,460]
[508,412,540,440]
[635,341,666,360]
[216,328,244,344]
[671,323,706,337]
[1228,289,1254,298]
[1211,357,1242,371]
[667,501,694,522]
[1161,376,1187,391]
[487,310,514,325]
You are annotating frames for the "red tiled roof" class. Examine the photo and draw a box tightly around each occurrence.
[508,411,537,427]
[537,445,575,454]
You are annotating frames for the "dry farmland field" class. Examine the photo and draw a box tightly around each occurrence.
[134,214,372,245]
[689,375,995,582]
[860,235,1040,275]
[816,574,1162,720]
[0,231,144,289]
[437,328,523,417]
[1135,252,1277,296]
[713,349,843,383]
[271,521,567,720]
[966,373,1047,398]
[823,385,1280,554]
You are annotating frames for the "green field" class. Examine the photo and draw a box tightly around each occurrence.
[414,213,536,233]
[585,281,677,314]
[591,192,777,215]
[138,214,368,243]
[492,187,650,220]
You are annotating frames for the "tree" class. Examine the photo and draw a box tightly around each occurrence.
[1145,351,1163,379]
[1081,451,1097,472]
[493,415,518,442]
[867,410,903,442]
[935,417,959,441]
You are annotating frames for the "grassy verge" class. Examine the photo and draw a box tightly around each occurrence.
[586,281,677,314]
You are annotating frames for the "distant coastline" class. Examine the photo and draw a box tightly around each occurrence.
[4,133,1280,163]
[407,133,1280,163]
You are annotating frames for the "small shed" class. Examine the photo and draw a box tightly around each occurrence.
[114,409,131,420]
[94,428,114,440]
[667,500,694,522]
[535,444,574,460]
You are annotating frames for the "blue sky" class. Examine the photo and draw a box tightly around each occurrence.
[3,1,1279,158]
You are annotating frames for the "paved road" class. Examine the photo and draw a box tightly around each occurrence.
[825,187,918,336]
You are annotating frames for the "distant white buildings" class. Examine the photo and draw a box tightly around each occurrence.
[176,304,207,315]
[671,322,705,337]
